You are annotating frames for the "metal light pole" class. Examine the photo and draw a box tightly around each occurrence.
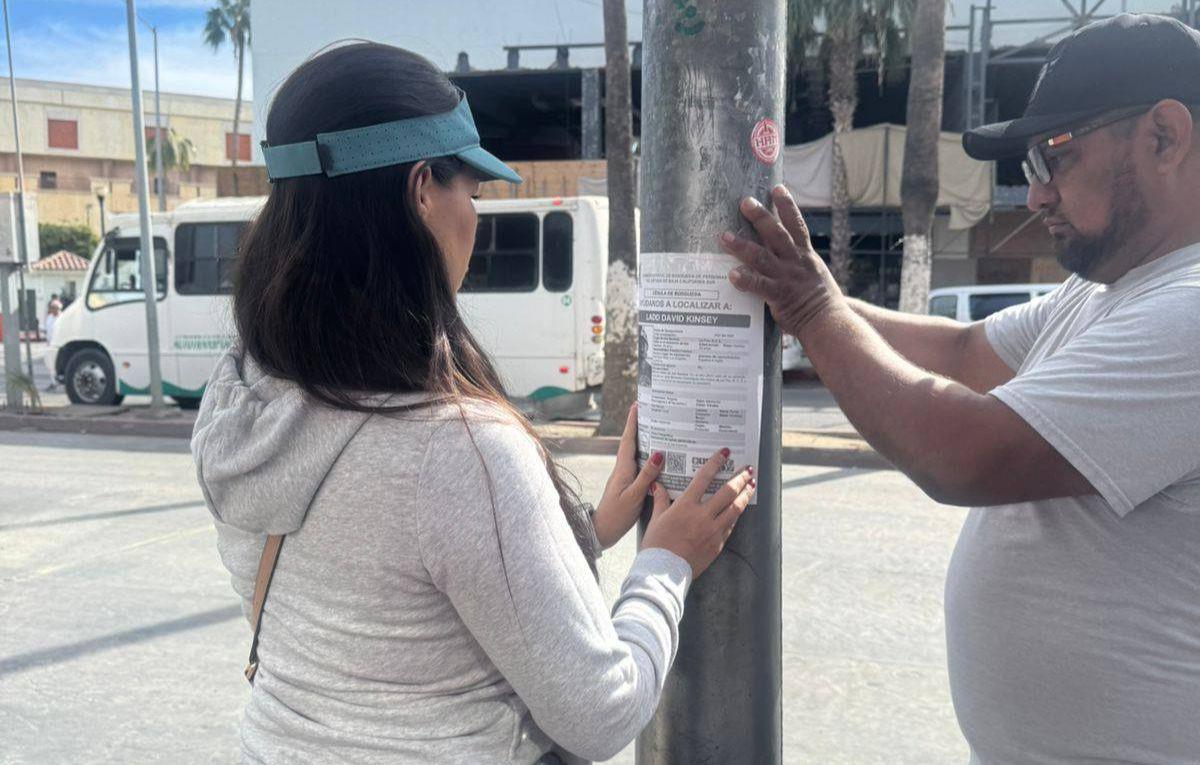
[97,190,106,236]
[636,1,785,763]
[124,0,165,411]
[140,16,166,212]
[3,0,34,381]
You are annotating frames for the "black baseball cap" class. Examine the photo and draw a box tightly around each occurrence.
[963,13,1200,161]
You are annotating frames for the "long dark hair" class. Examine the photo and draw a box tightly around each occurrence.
[235,42,596,572]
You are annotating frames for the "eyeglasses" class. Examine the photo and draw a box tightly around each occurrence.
[1021,105,1150,187]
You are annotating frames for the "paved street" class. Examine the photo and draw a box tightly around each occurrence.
[0,431,964,764]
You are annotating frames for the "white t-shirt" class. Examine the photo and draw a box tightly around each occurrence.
[945,243,1200,764]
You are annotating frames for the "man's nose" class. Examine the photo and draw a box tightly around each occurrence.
[1026,179,1059,213]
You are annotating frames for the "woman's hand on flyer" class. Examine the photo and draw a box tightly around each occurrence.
[719,184,849,338]
[593,403,663,549]
[641,449,755,578]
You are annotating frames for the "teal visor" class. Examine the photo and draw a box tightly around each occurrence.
[261,92,522,184]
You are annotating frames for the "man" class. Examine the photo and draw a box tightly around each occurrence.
[722,14,1200,764]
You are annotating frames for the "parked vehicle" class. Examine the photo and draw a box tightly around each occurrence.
[48,196,610,412]
[928,283,1057,323]
[780,283,1060,373]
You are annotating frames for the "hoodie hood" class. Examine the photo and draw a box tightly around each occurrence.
[191,347,375,535]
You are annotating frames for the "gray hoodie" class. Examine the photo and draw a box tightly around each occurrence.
[191,348,692,764]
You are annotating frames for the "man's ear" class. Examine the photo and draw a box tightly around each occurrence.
[408,161,433,218]
[1146,99,1194,173]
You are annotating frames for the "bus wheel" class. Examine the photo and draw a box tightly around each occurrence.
[65,348,121,406]
[172,396,202,410]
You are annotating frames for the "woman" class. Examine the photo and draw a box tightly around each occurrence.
[191,42,754,764]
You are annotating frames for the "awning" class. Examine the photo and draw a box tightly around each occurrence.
[783,124,993,230]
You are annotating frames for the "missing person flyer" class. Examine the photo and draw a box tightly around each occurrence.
[636,251,764,504]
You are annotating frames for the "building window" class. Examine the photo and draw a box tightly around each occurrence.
[461,213,539,293]
[175,222,245,295]
[48,119,78,150]
[38,171,57,190]
[225,132,251,162]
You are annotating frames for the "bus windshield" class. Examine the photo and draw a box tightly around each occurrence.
[87,237,168,310]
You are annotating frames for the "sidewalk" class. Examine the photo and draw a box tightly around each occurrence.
[0,402,888,469]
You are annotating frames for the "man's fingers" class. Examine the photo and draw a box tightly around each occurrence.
[738,196,796,260]
[719,231,780,279]
[628,451,664,498]
[771,185,812,252]
[728,265,780,299]
[682,447,730,504]
[616,402,638,462]
[703,467,753,518]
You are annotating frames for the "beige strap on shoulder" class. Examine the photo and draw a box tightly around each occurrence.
[244,534,285,684]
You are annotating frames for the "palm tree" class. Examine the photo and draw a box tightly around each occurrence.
[898,0,946,314]
[787,0,914,293]
[146,128,196,177]
[204,0,251,193]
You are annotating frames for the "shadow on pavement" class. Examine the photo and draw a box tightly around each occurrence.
[0,604,243,679]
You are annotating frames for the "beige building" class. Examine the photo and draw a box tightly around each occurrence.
[0,78,254,237]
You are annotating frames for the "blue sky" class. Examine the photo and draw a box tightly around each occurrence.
[6,0,1181,101]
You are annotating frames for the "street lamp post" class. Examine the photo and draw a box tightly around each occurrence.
[139,16,166,213]
[124,0,165,412]
[3,0,35,382]
[636,1,786,762]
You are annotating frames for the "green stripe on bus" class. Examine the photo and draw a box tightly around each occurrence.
[528,386,572,402]
[118,380,207,398]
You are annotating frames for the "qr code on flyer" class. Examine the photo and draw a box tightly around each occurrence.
[665,451,688,474]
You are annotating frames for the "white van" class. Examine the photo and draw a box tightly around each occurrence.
[48,196,610,411]
[928,283,1058,323]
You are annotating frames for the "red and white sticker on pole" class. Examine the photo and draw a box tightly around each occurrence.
[750,118,781,165]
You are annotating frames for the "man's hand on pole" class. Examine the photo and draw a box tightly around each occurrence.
[719,184,847,338]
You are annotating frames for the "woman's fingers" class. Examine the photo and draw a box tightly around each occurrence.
[714,482,755,527]
[681,447,731,504]
[649,482,670,517]
[627,451,664,499]
[703,466,753,518]
[615,402,638,463]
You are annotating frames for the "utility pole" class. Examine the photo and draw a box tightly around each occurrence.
[3,0,34,382]
[637,1,785,763]
[124,0,165,412]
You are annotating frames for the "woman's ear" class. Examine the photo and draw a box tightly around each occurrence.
[407,161,433,219]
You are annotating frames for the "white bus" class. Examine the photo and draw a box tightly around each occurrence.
[48,196,609,412]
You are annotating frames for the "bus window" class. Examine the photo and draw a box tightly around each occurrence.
[542,211,573,292]
[86,237,168,310]
[175,222,246,295]
[929,294,958,319]
[462,213,538,293]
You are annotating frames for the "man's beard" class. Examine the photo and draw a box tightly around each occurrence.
[1052,155,1147,281]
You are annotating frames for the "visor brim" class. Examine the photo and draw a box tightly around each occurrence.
[458,146,523,185]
